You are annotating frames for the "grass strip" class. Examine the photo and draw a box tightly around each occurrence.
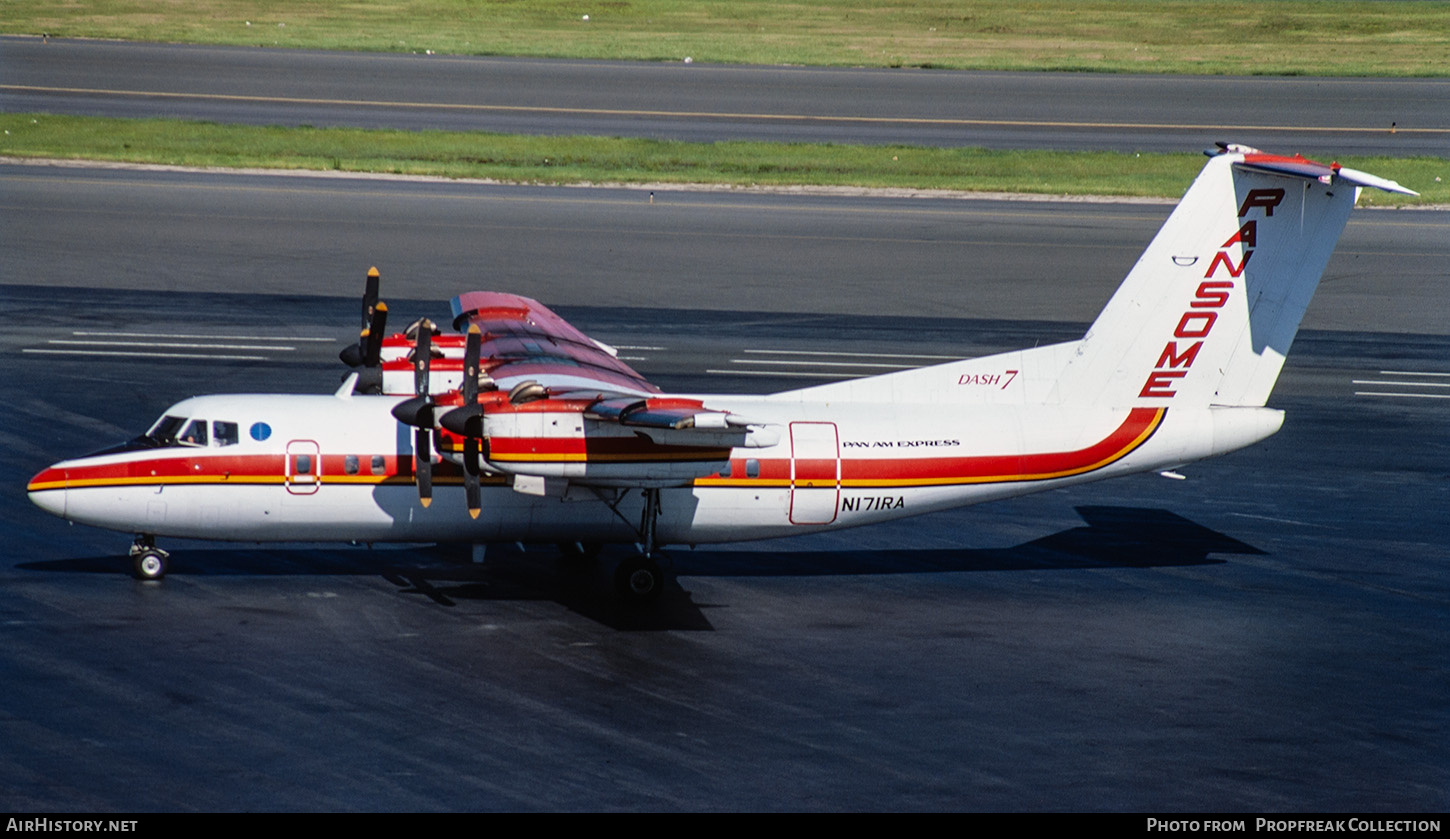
[2,113,1444,206]
[4,0,1450,77]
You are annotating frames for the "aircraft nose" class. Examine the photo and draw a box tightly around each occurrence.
[27,465,68,519]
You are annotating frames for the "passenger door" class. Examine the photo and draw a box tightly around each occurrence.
[285,440,321,495]
[789,422,839,525]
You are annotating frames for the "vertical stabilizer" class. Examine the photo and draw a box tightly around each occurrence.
[1054,146,1413,409]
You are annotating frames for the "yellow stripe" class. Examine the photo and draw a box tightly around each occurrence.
[7,85,1446,136]
[59,475,287,489]
[694,478,792,489]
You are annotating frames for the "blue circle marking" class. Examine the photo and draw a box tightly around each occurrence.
[250,422,272,442]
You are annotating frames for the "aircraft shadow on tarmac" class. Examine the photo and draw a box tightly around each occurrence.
[21,506,1260,631]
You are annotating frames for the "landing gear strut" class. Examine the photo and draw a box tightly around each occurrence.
[129,534,170,580]
[640,487,660,558]
[614,488,665,606]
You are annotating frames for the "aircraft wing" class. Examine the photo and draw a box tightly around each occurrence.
[449,291,660,396]
[356,286,775,496]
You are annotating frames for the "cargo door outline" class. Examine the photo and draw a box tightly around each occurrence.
[285,440,321,495]
[789,422,839,525]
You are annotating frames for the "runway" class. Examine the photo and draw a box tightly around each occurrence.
[1,164,1447,810]
[4,36,1448,155]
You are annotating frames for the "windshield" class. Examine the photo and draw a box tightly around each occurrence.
[146,415,187,446]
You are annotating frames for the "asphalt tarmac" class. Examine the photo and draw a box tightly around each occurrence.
[1,165,1446,810]
[5,36,1448,155]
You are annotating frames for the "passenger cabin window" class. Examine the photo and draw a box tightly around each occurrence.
[746,459,761,479]
[371,455,387,475]
[345,455,360,475]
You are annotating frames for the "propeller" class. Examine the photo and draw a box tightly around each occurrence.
[339,266,388,393]
[389,318,439,507]
[437,325,491,519]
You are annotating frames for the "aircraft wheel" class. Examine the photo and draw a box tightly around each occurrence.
[614,556,663,606]
[132,549,169,581]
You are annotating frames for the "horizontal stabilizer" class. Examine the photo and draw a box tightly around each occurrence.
[1223,144,1418,195]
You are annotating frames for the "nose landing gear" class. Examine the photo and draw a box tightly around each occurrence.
[129,534,170,580]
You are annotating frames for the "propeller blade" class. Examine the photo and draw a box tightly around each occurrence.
[361,266,380,333]
[414,426,433,507]
[463,323,481,402]
[407,317,437,506]
[411,319,434,397]
[463,324,483,518]
[363,301,387,368]
[464,435,481,519]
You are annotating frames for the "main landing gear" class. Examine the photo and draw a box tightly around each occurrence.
[614,555,664,606]
[129,534,170,580]
[616,487,665,605]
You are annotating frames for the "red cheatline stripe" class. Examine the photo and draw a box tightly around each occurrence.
[698,407,1164,489]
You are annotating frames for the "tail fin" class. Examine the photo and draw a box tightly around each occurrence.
[1054,145,1415,408]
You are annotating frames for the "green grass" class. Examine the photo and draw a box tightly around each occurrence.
[5,4,1445,200]
[4,0,1450,76]
[4,113,1444,205]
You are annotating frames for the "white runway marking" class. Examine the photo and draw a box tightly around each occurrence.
[1353,370,1450,400]
[21,329,328,362]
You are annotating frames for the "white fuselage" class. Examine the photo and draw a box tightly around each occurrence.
[27,391,1281,547]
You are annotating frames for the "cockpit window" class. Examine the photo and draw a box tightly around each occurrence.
[94,413,242,457]
[147,415,186,446]
[137,415,241,449]
[178,419,208,447]
[213,421,239,447]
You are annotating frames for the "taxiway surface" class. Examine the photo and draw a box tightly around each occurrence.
[1,165,1446,810]
[4,36,1448,155]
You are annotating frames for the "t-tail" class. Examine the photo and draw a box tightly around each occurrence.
[1053,144,1416,410]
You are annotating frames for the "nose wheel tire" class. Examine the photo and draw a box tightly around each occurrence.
[614,556,663,606]
[132,549,169,581]
[129,536,170,580]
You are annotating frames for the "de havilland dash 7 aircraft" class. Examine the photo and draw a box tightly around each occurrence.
[27,145,1416,603]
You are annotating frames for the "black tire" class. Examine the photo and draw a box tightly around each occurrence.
[613,556,663,606]
[132,550,168,581]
